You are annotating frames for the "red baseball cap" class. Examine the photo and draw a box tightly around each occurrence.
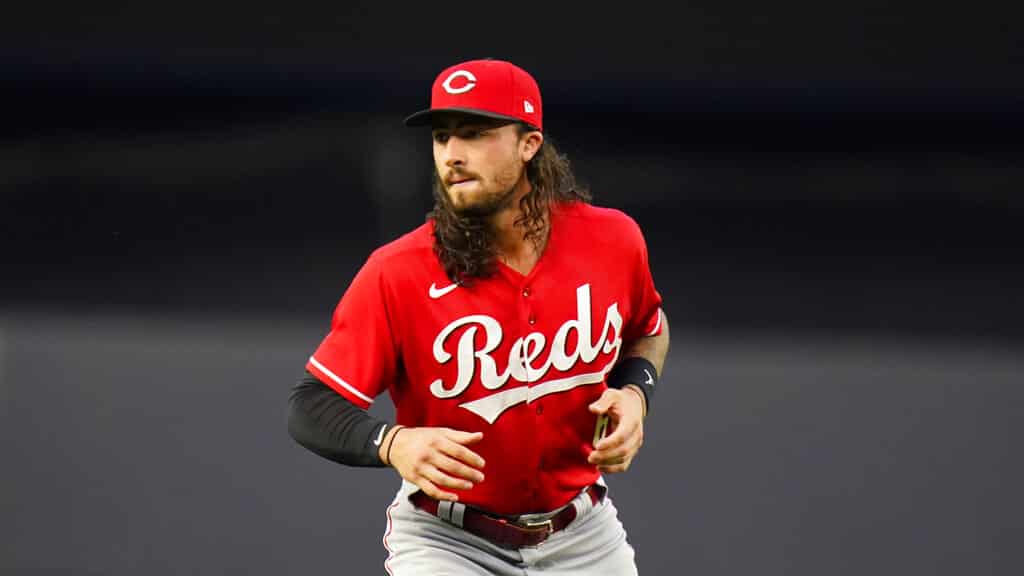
[404,59,543,131]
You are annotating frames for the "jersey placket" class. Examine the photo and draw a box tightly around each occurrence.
[517,277,546,507]
[490,216,561,510]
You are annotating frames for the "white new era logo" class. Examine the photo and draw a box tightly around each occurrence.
[523,100,534,114]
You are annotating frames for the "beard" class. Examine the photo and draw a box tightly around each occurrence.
[429,174,506,283]
[443,177,518,219]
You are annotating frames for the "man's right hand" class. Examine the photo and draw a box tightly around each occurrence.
[379,426,486,502]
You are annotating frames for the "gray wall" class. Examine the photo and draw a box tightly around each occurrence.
[3,312,1021,575]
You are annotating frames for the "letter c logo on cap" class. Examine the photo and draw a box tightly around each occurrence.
[442,70,477,95]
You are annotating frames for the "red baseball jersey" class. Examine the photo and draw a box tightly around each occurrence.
[306,201,663,515]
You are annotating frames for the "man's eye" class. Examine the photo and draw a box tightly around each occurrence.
[433,133,449,143]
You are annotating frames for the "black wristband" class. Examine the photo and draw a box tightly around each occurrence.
[607,357,657,414]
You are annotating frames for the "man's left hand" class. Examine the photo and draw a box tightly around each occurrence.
[587,386,645,473]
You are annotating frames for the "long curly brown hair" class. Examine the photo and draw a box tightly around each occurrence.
[428,125,591,284]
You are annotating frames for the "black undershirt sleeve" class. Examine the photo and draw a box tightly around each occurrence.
[287,371,390,467]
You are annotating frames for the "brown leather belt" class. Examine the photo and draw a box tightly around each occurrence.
[409,484,604,549]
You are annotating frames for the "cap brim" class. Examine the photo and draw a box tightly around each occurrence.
[404,107,537,129]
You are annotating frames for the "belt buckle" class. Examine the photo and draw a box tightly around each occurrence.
[520,518,554,533]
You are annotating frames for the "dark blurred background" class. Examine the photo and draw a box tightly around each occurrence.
[3,2,1022,575]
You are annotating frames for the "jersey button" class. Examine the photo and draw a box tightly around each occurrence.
[528,316,536,325]
[535,404,543,415]
[522,287,531,297]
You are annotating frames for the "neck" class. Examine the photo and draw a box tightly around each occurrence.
[491,176,548,269]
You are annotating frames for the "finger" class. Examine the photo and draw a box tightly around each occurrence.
[423,465,473,494]
[440,438,487,470]
[588,390,616,414]
[598,460,630,474]
[443,429,485,445]
[596,453,628,467]
[590,426,641,464]
[595,450,631,471]
[597,435,643,466]
[418,477,459,502]
[431,451,485,484]
[589,445,631,466]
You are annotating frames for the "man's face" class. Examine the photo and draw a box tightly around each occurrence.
[431,114,534,217]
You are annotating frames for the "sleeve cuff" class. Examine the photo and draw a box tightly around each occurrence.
[644,307,663,337]
[306,355,374,409]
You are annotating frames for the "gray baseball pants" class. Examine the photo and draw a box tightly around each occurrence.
[382,479,639,575]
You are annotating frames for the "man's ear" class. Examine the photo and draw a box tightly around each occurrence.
[520,131,544,163]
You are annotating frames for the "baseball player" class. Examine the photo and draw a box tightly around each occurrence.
[288,58,669,575]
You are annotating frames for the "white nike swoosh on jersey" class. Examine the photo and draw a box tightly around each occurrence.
[429,282,459,299]
[372,424,388,446]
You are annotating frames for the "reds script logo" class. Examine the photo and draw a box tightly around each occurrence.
[430,284,623,423]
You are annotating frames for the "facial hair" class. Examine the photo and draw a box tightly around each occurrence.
[438,171,516,219]
[452,183,518,218]
[430,174,499,283]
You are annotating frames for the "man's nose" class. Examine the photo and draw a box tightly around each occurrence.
[443,138,466,167]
